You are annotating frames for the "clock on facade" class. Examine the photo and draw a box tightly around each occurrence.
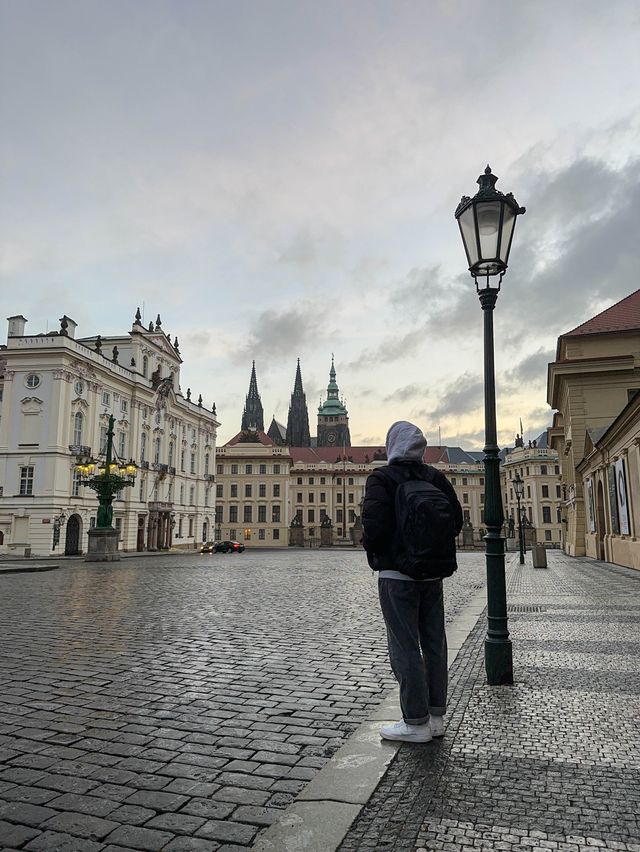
[326,430,337,444]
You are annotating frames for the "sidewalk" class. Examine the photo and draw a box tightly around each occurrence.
[255,551,640,852]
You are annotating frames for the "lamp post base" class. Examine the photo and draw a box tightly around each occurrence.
[485,637,514,685]
[85,527,120,562]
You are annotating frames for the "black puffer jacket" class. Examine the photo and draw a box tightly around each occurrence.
[362,461,463,572]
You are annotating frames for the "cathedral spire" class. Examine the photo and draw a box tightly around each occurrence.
[241,361,265,431]
[286,359,311,447]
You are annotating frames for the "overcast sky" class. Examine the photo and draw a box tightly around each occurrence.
[2,1,639,447]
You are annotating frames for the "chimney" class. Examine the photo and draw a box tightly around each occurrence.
[7,315,27,340]
[59,315,78,338]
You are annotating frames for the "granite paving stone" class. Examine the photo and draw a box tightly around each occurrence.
[0,551,489,849]
[40,811,119,839]
[196,818,258,845]
[103,823,176,849]
[24,829,105,851]
[339,554,640,852]
[180,798,237,820]
[0,818,40,848]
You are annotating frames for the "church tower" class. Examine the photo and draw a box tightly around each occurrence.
[285,359,311,447]
[241,361,264,432]
[316,357,351,448]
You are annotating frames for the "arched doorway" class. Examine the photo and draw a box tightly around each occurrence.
[65,514,82,555]
[596,480,606,561]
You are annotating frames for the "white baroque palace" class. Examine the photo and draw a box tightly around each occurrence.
[0,311,219,557]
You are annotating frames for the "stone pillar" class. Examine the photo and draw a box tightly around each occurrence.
[320,525,333,546]
[289,524,305,547]
[85,527,120,562]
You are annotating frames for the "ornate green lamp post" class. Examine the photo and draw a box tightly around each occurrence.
[76,415,137,560]
[454,165,525,685]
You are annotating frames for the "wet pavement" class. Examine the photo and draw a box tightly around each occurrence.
[0,549,486,851]
[339,553,640,852]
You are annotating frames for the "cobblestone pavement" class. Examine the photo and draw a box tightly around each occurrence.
[339,552,640,852]
[0,550,485,851]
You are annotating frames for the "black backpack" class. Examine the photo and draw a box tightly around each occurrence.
[381,465,458,580]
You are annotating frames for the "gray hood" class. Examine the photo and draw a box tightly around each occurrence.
[386,421,426,463]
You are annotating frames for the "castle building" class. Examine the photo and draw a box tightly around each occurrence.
[0,311,219,557]
[215,431,490,548]
[316,357,350,448]
[501,434,563,548]
[547,289,640,568]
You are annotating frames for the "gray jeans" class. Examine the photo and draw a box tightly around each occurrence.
[378,578,447,725]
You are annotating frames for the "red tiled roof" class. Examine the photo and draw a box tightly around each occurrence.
[423,446,449,464]
[289,446,386,465]
[564,289,640,337]
[225,430,275,447]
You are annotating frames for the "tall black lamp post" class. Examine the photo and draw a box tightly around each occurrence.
[455,165,525,685]
[513,473,525,565]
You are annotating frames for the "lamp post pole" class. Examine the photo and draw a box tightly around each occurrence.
[454,165,525,686]
[514,473,525,564]
[479,287,513,684]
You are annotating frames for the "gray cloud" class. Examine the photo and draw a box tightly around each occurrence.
[431,373,484,420]
[388,265,444,315]
[383,383,427,404]
[234,305,324,363]
[277,226,344,267]
[504,348,555,385]
[499,155,640,336]
[345,327,426,371]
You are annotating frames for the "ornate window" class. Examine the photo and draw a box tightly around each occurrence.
[142,355,148,377]
[25,374,41,389]
[204,453,210,476]
[118,431,126,457]
[168,442,174,468]
[74,380,84,396]
[20,466,34,495]
[140,432,147,462]
[72,468,81,497]
[190,453,196,474]
[154,437,161,464]
[73,412,83,445]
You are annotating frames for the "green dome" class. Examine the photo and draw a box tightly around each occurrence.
[318,357,347,416]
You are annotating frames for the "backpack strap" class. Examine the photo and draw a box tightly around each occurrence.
[378,463,436,490]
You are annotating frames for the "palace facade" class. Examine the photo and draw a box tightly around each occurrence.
[0,311,219,557]
[548,289,640,569]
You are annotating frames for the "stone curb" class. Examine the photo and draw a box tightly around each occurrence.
[251,581,490,852]
[0,563,61,575]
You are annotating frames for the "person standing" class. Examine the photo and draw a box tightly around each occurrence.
[362,421,463,743]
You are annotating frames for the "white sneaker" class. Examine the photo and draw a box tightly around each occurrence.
[429,715,445,737]
[380,720,432,743]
